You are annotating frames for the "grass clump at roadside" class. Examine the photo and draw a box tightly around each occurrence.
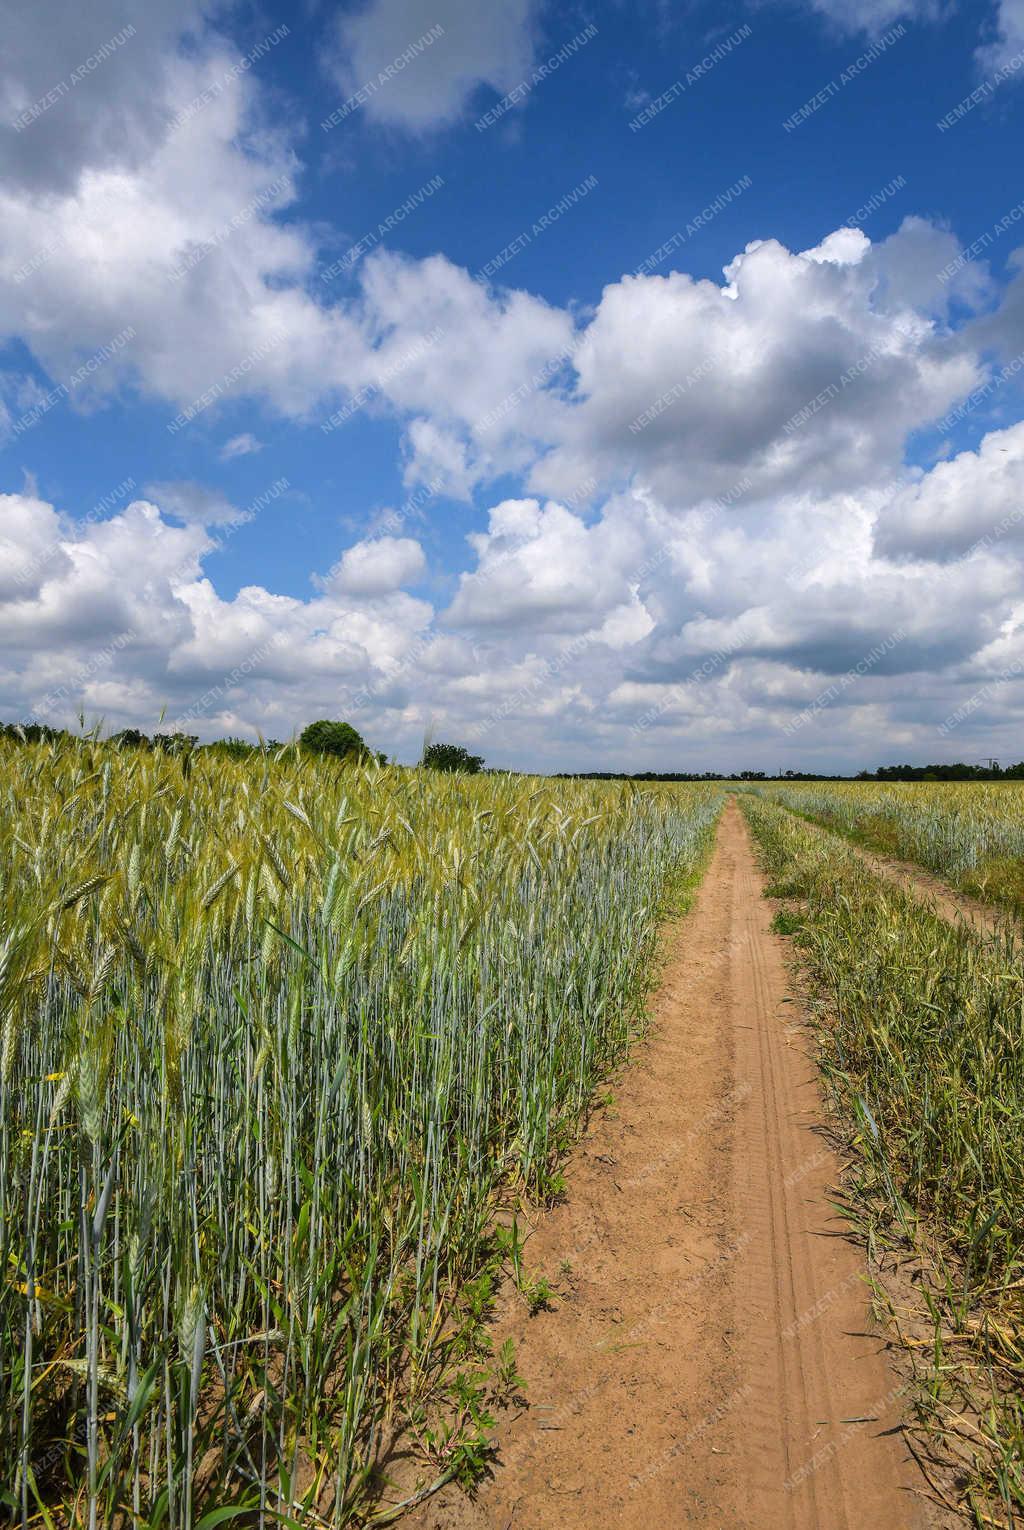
[741,793,1024,1527]
[0,734,720,1527]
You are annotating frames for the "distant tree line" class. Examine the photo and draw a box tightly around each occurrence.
[0,722,286,755]
[558,764,1024,782]
[2,720,1018,781]
[556,769,850,782]
[557,770,735,782]
[0,720,486,773]
[856,762,1024,781]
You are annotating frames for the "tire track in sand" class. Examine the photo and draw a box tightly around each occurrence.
[730,803,918,1528]
[779,805,1013,939]
[406,797,936,1529]
[835,842,1010,940]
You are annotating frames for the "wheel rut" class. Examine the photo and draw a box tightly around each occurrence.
[780,805,1014,939]
[406,797,936,1529]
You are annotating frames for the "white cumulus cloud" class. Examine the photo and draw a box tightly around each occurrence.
[320,535,427,596]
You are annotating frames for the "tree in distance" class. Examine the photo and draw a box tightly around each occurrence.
[153,733,198,754]
[422,741,485,773]
[300,719,369,761]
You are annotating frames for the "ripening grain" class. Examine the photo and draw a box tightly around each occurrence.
[757,779,1024,912]
[0,737,718,1526]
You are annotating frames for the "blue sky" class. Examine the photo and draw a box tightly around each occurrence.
[2,0,1024,771]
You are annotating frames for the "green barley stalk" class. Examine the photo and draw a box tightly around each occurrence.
[0,734,719,1526]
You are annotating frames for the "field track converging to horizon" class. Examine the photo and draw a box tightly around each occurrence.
[8,0,1024,1517]
[411,798,936,1530]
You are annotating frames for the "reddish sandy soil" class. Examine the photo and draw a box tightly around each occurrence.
[403,799,946,1530]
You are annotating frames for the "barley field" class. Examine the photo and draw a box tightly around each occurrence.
[0,736,718,1527]
[756,780,1024,912]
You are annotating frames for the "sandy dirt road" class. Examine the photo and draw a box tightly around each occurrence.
[407,798,933,1530]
